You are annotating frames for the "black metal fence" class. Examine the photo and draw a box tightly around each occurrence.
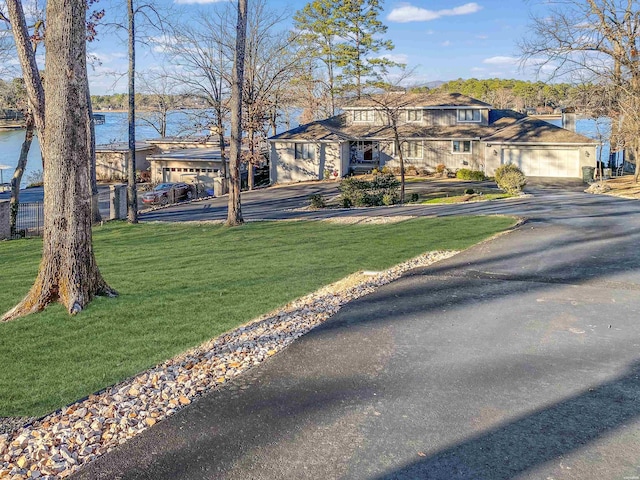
[13,202,44,238]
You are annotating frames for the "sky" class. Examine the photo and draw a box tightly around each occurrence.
[85,0,549,94]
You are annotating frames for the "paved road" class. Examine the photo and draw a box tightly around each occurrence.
[74,180,640,479]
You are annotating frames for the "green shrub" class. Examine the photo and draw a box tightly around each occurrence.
[308,194,326,209]
[456,169,486,181]
[408,192,420,202]
[382,193,398,205]
[339,173,400,207]
[464,188,475,195]
[494,164,526,194]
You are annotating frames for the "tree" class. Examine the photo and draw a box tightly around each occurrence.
[137,70,180,138]
[2,0,116,322]
[293,0,340,115]
[243,0,301,189]
[227,0,248,226]
[520,0,640,180]
[364,68,416,203]
[294,0,397,100]
[164,10,234,184]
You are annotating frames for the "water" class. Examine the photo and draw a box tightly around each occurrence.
[548,117,613,165]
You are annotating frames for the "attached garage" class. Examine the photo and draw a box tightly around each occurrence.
[502,147,581,178]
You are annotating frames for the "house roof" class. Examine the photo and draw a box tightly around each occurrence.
[96,141,157,152]
[483,117,598,144]
[270,107,597,146]
[148,147,224,163]
[341,92,492,109]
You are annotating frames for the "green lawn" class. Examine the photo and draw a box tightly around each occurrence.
[0,217,515,417]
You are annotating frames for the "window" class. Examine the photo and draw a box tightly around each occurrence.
[452,140,472,153]
[295,143,316,160]
[457,109,481,122]
[401,141,423,159]
[353,110,375,122]
[407,109,422,122]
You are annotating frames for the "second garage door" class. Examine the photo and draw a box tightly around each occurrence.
[503,148,580,178]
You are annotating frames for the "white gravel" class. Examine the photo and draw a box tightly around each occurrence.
[0,250,457,480]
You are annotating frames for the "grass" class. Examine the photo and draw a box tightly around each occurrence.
[0,217,515,417]
[421,193,515,204]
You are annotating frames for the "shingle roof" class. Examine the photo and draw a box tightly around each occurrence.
[341,92,492,109]
[269,107,597,146]
[483,117,598,144]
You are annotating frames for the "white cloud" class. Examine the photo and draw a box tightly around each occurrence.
[387,2,482,23]
[482,56,519,65]
[441,40,451,47]
[426,30,435,35]
[381,53,409,64]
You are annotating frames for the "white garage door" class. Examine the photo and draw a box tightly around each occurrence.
[503,148,580,178]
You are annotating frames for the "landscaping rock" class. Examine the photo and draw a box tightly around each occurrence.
[0,250,457,479]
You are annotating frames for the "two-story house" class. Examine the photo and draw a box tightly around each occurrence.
[268,92,597,183]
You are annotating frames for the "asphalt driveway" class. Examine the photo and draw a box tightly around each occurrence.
[73,181,640,479]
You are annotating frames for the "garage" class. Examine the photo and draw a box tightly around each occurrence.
[502,147,581,178]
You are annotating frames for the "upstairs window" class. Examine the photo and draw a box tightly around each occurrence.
[353,110,375,122]
[406,109,422,122]
[452,140,472,153]
[295,143,315,161]
[457,109,481,122]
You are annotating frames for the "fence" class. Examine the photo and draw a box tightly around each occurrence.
[13,202,44,238]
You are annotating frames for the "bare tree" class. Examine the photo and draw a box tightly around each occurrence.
[242,0,301,189]
[164,11,234,184]
[521,0,640,180]
[3,0,116,322]
[363,68,417,203]
[137,69,180,138]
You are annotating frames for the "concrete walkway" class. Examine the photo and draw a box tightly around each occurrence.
[73,183,640,479]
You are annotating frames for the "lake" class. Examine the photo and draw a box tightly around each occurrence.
[0,112,610,188]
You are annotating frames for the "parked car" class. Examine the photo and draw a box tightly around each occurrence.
[141,182,193,205]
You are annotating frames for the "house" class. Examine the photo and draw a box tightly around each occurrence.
[268,92,597,183]
[95,142,159,181]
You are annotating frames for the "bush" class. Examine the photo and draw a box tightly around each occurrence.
[308,194,326,209]
[436,163,446,174]
[26,170,44,188]
[382,192,398,205]
[339,172,400,207]
[494,163,526,194]
[408,192,420,202]
[464,188,475,195]
[456,169,486,181]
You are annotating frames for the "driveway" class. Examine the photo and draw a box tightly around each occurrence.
[73,181,640,479]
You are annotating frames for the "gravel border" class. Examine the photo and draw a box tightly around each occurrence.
[0,250,457,479]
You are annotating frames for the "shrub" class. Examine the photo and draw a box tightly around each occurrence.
[26,170,44,188]
[436,163,446,174]
[406,165,419,176]
[456,169,486,181]
[464,188,475,195]
[308,194,326,209]
[408,192,420,202]
[339,172,400,207]
[381,166,392,174]
[371,167,379,175]
[494,163,526,194]
[382,193,398,205]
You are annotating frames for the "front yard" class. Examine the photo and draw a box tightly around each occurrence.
[0,217,515,417]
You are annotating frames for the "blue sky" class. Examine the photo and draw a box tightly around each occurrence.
[87,0,547,94]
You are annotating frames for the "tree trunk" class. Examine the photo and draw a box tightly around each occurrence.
[9,112,34,236]
[5,0,45,145]
[217,115,228,195]
[248,127,255,191]
[86,79,101,223]
[127,0,138,223]
[393,126,405,203]
[2,0,117,322]
[227,0,248,226]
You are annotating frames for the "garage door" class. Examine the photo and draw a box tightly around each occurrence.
[503,148,580,178]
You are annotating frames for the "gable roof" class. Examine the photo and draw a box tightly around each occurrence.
[483,117,598,144]
[269,98,597,146]
[341,92,492,109]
